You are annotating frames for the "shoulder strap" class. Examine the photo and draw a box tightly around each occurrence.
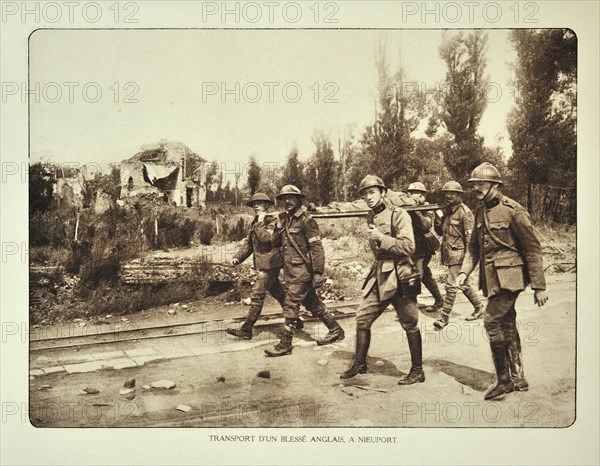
[481,208,519,252]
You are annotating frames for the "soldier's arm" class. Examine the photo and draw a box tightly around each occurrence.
[305,217,325,275]
[433,212,444,236]
[459,214,480,277]
[511,209,547,291]
[461,208,475,247]
[271,214,284,248]
[411,210,433,231]
[254,216,275,244]
[235,233,253,264]
[379,208,415,256]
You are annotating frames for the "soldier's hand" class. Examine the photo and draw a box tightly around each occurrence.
[313,273,325,289]
[455,273,467,289]
[368,225,384,242]
[534,290,548,307]
[231,258,239,266]
[256,212,266,223]
[276,212,286,229]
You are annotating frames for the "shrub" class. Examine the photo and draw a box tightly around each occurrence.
[199,220,215,245]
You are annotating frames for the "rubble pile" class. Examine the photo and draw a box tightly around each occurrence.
[121,255,256,285]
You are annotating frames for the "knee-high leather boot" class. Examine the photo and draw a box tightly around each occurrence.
[504,324,528,391]
[484,341,514,400]
[398,330,425,385]
[340,329,370,379]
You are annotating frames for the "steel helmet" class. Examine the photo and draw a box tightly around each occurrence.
[407,182,427,193]
[276,184,305,199]
[246,192,273,207]
[468,162,503,184]
[441,181,464,193]
[358,175,387,194]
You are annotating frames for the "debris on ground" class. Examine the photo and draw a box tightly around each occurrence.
[375,360,385,367]
[119,388,135,395]
[142,385,150,390]
[150,379,176,389]
[257,370,270,379]
[79,387,99,395]
[123,379,136,388]
[317,359,328,366]
[353,385,388,393]
[242,297,252,305]
[176,404,192,413]
[216,376,226,383]
[167,309,177,315]
[38,385,52,391]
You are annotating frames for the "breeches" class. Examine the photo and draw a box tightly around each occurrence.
[483,291,520,343]
[281,280,326,319]
[356,285,419,333]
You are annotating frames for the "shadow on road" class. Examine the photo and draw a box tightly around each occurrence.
[428,358,494,392]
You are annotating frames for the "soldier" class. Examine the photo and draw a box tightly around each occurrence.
[433,181,484,329]
[406,182,444,312]
[457,163,548,400]
[264,185,345,357]
[226,193,290,340]
[341,176,425,385]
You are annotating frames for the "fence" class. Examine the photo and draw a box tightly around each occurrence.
[527,183,576,225]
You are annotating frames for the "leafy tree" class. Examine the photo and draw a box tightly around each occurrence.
[29,162,54,213]
[438,31,491,182]
[359,40,422,189]
[507,29,576,195]
[304,130,337,206]
[281,144,304,189]
[246,155,261,195]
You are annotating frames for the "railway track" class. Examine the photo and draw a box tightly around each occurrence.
[29,301,361,352]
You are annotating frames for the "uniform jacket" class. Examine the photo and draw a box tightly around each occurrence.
[273,206,325,284]
[363,202,419,301]
[435,203,474,266]
[410,204,439,257]
[461,193,546,297]
[234,214,282,271]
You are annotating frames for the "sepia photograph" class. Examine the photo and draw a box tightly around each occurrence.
[26,27,577,428]
[1,1,598,465]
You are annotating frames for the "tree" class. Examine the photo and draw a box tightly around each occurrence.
[506,29,577,196]
[29,162,54,213]
[204,161,221,202]
[281,144,304,189]
[438,31,491,182]
[304,130,337,206]
[246,155,261,195]
[359,40,422,189]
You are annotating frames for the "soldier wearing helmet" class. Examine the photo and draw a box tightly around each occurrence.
[264,185,344,357]
[226,193,289,340]
[457,162,548,400]
[341,175,425,386]
[406,182,444,313]
[431,180,484,329]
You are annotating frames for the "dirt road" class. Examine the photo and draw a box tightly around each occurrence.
[29,274,575,428]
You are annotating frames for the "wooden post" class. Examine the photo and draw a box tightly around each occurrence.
[74,212,80,242]
[154,217,158,245]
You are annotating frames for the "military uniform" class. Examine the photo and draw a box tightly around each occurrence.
[410,205,443,309]
[342,177,425,384]
[461,162,547,399]
[358,202,421,329]
[265,185,344,356]
[226,212,284,339]
[434,202,483,322]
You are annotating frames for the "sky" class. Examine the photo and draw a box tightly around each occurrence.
[29,29,516,176]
